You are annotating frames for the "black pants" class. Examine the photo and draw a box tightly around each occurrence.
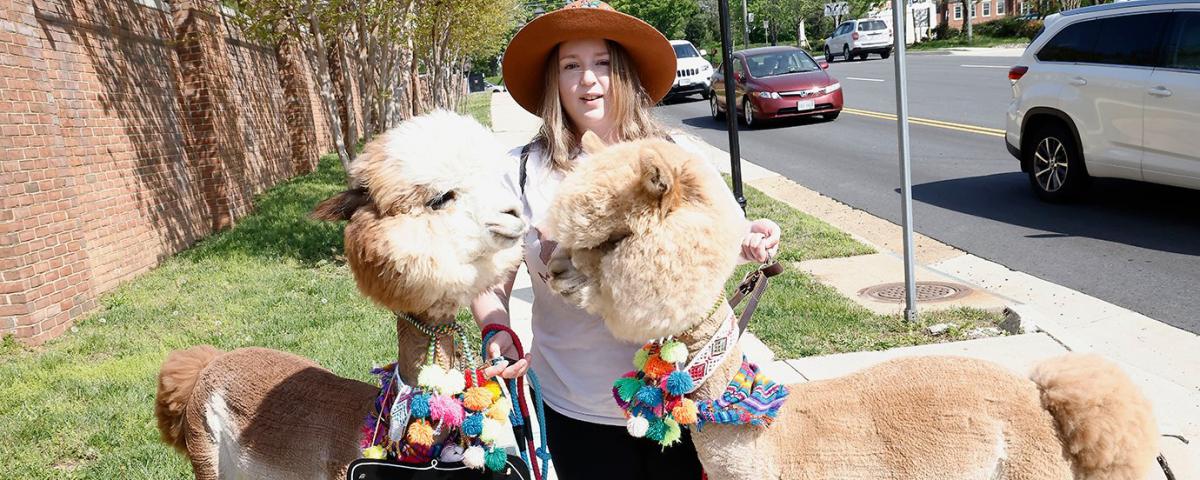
[543,405,704,480]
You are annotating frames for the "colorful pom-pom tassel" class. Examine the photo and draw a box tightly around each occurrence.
[660,418,682,447]
[361,445,386,459]
[480,417,503,444]
[626,415,649,438]
[645,418,666,442]
[463,445,486,469]
[429,394,464,427]
[463,413,484,437]
[659,341,688,363]
[485,447,507,472]
[672,398,699,425]
[613,377,643,402]
[636,384,663,407]
[664,370,695,396]
[486,396,512,422]
[439,368,466,395]
[417,364,446,390]
[484,381,503,401]
[643,355,675,379]
[410,393,431,419]
[633,348,650,370]
[464,387,493,411]
[406,419,435,447]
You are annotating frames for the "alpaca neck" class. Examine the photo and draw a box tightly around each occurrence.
[677,301,745,401]
[394,312,462,387]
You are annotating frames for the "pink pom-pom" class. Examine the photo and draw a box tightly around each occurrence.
[429,394,465,427]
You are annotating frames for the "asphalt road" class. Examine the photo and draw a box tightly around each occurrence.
[656,52,1200,335]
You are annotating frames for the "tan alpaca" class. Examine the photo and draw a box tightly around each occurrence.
[154,111,526,479]
[544,132,1160,480]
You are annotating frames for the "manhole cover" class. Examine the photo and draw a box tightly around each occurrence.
[859,281,972,303]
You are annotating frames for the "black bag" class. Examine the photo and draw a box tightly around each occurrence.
[346,456,531,480]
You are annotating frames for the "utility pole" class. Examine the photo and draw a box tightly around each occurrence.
[742,0,750,48]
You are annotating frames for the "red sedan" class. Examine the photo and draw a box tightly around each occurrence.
[709,46,843,128]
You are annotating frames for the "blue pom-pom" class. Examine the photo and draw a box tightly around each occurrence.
[463,413,484,437]
[665,370,695,396]
[410,394,430,419]
[636,385,663,407]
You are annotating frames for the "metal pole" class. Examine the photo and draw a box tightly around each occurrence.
[719,0,747,211]
[891,0,918,321]
[741,0,750,48]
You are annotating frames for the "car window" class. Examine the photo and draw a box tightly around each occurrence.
[1162,12,1200,71]
[859,20,888,31]
[1090,13,1169,66]
[1037,18,1100,62]
[734,58,746,78]
[673,43,699,58]
[745,51,821,77]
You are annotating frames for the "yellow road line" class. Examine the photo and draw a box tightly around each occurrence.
[841,107,1006,138]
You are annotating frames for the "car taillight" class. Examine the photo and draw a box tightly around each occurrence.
[852,32,860,40]
[1008,65,1029,84]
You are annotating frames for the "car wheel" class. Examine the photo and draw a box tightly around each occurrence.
[1026,123,1089,202]
[824,45,833,62]
[881,49,891,59]
[824,111,840,121]
[741,96,755,128]
[843,45,851,61]
[701,89,711,100]
[710,93,725,121]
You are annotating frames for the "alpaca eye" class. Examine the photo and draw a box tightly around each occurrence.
[426,190,456,210]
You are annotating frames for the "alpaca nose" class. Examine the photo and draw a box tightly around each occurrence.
[487,203,525,241]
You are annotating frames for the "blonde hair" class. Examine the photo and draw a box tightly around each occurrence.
[535,40,666,171]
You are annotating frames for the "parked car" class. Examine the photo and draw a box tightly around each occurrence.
[485,81,506,93]
[1005,0,1200,201]
[824,18,893,61]
[709,46,843,128]
[669,40,714,100]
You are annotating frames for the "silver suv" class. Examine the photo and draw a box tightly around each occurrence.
[824,19,893,61]
[1005,0,1200,201]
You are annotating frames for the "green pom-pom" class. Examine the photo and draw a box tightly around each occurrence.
[633,348,650,370]
[660,418,682,447]
[614,377,643,402]
[645,418,666,442]
[659,341,688,363]
[485,447,507,472]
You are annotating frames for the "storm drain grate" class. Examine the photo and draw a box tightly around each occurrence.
[859,281,973,303]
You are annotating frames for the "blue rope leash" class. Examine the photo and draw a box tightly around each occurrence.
[481,329,552,478]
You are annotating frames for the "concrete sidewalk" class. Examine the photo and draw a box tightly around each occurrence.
[489,92,1198,477]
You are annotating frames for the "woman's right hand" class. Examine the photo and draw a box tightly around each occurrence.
[483,336,531,379]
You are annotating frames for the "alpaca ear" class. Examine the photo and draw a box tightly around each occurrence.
[639,147,674,198]
[311,187,371,221]
[581,131,606,155]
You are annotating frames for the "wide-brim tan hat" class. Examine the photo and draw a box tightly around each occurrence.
[502,1,677,115]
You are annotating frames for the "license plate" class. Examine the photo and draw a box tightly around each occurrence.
[797,100,816,111]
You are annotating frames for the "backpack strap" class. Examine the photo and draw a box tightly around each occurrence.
[519,142,533,196]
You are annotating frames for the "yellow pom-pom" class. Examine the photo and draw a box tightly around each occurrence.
[486,396,512,422]
[484,381,503,402]
[479,417,503,444]
[406,419,435,447]
[672,398,699,425]
[633,348,650,370]
[464,387,493,411]
[361,445,386,459]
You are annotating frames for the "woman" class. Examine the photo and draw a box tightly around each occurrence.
[472,2,781,478]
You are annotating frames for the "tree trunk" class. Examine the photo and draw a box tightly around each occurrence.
[355,14,376,139]
[964,0,974,42]
[334,33,359,158]
[307,12,352,179]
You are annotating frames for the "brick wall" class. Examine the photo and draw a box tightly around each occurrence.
[941,0,1026,30]
[0,0,360,343]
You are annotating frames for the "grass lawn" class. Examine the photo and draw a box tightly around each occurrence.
[457,91,493,128]
[1,147,998,477]
[909,35,1029,50]
[731,180,1003,358]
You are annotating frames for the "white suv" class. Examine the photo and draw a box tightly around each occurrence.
[670,40,714,99]
[1006,0,1200,201]
[824,19,893,62]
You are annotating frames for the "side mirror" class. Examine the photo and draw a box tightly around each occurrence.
[699,49,708,57]
[819,59,830,70]
[735,72,744,82]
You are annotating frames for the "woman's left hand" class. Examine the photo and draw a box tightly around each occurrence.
[741,219,781,263]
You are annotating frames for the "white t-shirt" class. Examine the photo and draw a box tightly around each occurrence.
[499,134,744,426]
